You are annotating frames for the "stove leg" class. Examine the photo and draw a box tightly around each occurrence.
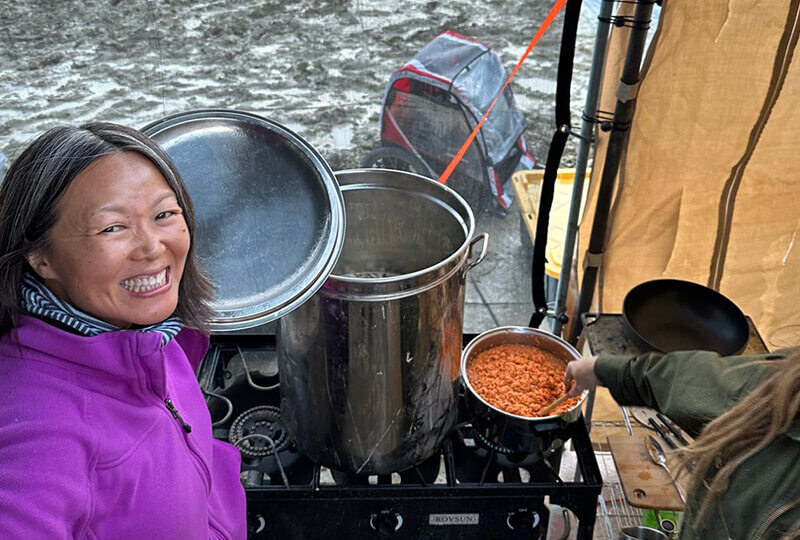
[548,444,563,473]
[576,523,594,540]
[574,495,598,540]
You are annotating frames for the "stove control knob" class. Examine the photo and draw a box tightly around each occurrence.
[370,510,403,537]
[506,509,540,531]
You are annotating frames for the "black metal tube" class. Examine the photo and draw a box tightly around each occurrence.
[552,0,615,337]
[569,0,655,344]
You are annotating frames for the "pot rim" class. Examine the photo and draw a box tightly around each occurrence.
[330,168,476,285]
[461,326,588,422]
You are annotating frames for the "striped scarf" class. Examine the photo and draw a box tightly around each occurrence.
[20,273,182,347]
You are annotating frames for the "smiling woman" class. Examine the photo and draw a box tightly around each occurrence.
[0,123,213,333]
[0,124,246,538]
[26,151,192,328]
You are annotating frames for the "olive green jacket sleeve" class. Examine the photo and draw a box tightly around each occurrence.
[594,349,791,437]
[595,349,800,540]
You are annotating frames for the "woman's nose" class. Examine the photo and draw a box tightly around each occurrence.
[131,225,166,260]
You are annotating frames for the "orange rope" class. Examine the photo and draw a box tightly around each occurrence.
[438,0,569,185]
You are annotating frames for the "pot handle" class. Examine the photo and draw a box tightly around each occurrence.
[465,233,489,271]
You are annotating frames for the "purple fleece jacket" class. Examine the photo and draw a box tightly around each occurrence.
[0,315,246,539]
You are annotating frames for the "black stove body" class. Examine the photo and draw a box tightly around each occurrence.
[198,333,602,539]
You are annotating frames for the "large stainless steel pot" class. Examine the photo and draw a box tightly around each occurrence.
[461,326,588,455]
[278,168,488,475]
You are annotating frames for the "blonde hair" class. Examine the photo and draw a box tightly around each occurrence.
[674,352,800,530]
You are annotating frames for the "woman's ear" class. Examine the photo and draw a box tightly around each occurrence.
[25,250,58,281]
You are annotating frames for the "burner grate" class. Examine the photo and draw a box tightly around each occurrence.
[229,405,289,458]
[473,429,516,455]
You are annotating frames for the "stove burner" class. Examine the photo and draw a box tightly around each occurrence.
[229,406,288,459]
[473,429,516,455]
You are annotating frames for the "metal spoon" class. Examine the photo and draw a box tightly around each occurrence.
[646,435,687,505]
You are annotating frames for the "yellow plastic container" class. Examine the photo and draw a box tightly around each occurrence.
[511,168,591,279]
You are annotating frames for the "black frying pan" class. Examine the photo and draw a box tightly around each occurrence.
[622,279,749,356]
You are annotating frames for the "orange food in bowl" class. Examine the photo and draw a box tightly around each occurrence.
[466,344,580,417]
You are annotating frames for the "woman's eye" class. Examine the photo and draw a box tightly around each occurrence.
[156,210,177,220]
[101,225,122,234]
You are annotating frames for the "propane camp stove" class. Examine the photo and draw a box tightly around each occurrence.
[197,333,602,539]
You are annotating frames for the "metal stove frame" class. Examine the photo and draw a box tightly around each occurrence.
[198,333,603,539]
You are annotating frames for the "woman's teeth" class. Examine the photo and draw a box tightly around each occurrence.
[121,268,167,293]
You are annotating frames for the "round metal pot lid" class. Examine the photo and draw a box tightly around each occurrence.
[142,109,344,332]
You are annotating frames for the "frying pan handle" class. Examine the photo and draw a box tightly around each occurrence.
[466,233,489,272]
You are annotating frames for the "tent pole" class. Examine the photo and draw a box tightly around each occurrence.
[551,0,614,338]
[567,0,655,344]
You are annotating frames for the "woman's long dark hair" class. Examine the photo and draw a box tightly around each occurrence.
[0,122,215,334]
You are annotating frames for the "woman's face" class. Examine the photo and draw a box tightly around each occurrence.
[27,152,191,328]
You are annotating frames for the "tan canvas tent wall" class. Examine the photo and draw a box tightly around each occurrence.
[577,0,800,351]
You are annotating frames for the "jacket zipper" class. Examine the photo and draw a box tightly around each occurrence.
[163,396,212,495]
[164,398,192,433]
[751,495,800,540]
